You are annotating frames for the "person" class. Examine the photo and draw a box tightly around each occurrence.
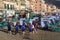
[41,17,48,30]
[34,23,39,33]
[48,16,54,24]
[6,18,11,34]
[19,18,23,30]
[12,15,15,20]
[15,22,19,34]
[19,18,25,29]
[55,14,60,24]
[32,24,34,34]
[29,19,33,25]
[28,23,34,34]
[21,22,25,36]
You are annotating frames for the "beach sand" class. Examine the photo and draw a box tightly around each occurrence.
[0,29,60,40]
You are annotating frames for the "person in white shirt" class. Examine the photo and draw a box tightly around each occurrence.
[19,18,25,26]
[41,17,48,30]
[29,19,33,25]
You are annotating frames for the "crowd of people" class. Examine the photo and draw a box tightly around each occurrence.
[41,13,60,30]
[5,17,40,36]
[0,12,60,37]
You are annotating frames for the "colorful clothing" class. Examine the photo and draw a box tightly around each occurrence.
[21,25,25,32]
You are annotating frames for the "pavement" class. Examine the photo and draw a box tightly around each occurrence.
[0,29,60,40]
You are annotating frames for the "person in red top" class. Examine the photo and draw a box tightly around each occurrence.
[34,23,39,33]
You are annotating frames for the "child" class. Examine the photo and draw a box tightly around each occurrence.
[41,18,48,30]
[32,24,34,34]
[6,19,11,34]
[35,23,38,33]
[15,22,19,34]
[28,23,34,34]
[19,18,24,29]
[21,23,25,36]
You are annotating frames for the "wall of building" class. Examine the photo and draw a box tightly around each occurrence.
[0,0,21,10]
[0,0,21,16]
[29,0,46,13]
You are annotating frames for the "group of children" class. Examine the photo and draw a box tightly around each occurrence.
[6,18,39,36]
[4,13,60,36]
[41,13,60,30]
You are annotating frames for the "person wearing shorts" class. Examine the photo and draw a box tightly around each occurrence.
[7,21,11,34]
[15,22,19,34]
[35,23,38,33]
[28,23,34,34]
[21,23,25,36]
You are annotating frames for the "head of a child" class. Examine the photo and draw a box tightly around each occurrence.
[29,23,32,27]
[16,22,19,25]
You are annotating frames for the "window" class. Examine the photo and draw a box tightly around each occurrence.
[35,7,37,9]
[11,0,17,2]
[35,10,37,11]
[36,1,37,3]
[15,0,17,2]
[40,4,41,6]
[21,0,26,6]
[4,4,6,9]
[40,1,41,2]
[10,5,12,9]
[7,4,9,9]
[51,6,53,8]
[40,7,41,8]
[4,4,14,10]
[11,0,13,1]
[12,5,14,9]
[16,3,18,5]
[10,5,14,9]
[21,3,26,6]
[40,10,41,11]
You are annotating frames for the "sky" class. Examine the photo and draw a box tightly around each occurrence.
[44,0,60,8]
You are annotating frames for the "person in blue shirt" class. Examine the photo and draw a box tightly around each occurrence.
[28,23,34,34]
[6,20,11,34]
[15,22,19,34]
[21,22,25,36]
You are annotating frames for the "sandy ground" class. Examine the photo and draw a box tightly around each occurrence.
[0,29,60,40]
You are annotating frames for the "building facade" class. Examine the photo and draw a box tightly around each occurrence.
[29,0,46,14]
[29,0,57,14]
[46,3,51,13]
[0,0,21,10]
[51,5,56,13]
[0,0,21,16]
[20,0,26,9]
[0,0,57,15]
